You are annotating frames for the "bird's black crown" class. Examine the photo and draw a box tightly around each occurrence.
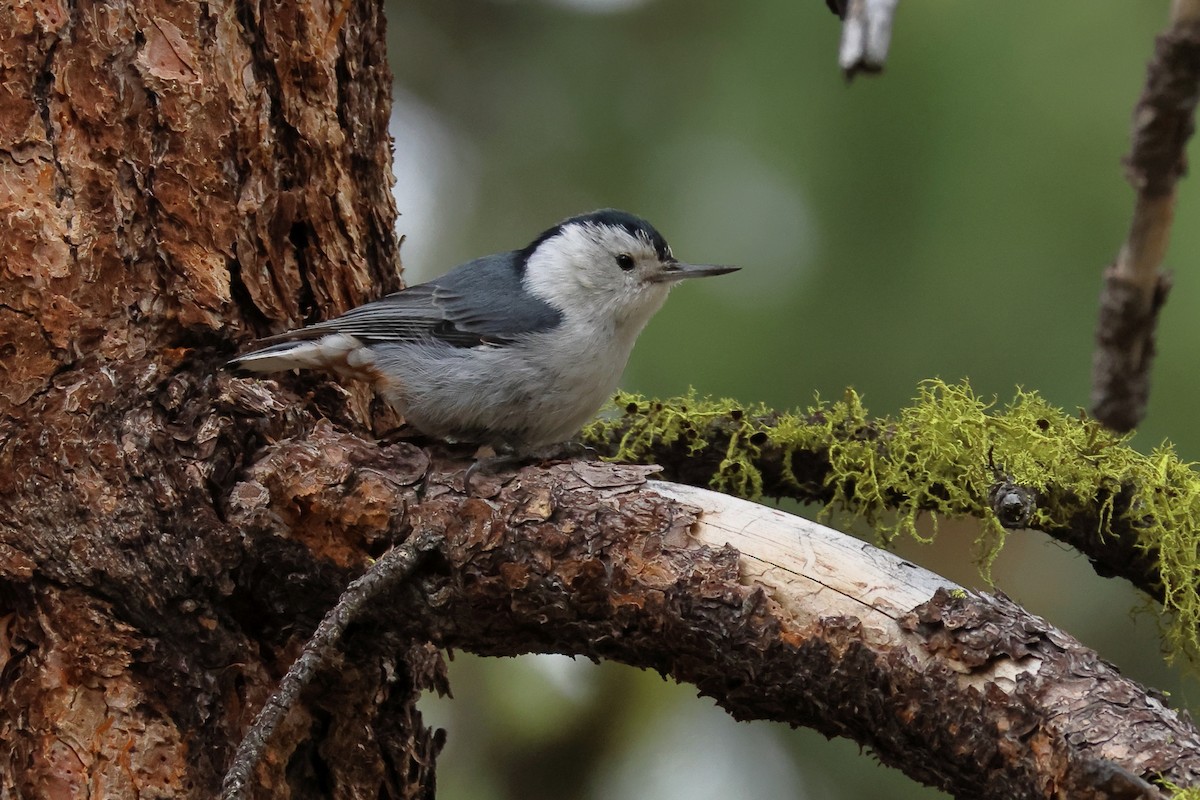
[519,209,673,268]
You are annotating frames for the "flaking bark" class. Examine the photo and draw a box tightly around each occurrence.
[223,425,1199,798]
[0,0,429,795]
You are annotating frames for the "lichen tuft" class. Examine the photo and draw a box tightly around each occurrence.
[583,379,1200,660]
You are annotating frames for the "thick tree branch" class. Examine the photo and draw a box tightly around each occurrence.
[1091,1,1200,431]
[222,421,1200,798]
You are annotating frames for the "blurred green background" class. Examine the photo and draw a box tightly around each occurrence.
[383,2,1200,797]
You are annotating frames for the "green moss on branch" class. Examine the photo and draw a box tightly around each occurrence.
[582,380,1200,658]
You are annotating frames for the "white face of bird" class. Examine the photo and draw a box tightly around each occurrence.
[523,220,736,331]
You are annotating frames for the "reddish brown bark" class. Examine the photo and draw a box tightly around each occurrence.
[223,426,1198,799]
[0,0,428,795]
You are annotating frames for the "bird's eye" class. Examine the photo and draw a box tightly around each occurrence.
[616,254,635,271]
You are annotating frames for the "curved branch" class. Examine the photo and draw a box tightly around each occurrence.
[226,426,1200,798]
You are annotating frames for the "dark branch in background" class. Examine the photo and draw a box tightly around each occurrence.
[825,0,901,78]
[221,532,443,800]
[1091,2,1200,432]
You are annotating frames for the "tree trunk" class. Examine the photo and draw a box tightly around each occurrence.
[0,0,434,795]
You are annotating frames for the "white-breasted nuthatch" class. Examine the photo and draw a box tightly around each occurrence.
[229,209,737,452]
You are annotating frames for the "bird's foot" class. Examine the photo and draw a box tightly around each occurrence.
[461,441,597,494]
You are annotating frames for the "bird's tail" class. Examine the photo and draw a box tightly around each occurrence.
[226,333,364,374]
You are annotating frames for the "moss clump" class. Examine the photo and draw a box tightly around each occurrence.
[583,379,1200,659]
[593,393,775,498]
[1159,778,1200,799]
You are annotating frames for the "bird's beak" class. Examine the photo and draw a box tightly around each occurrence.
[648,261,740,283]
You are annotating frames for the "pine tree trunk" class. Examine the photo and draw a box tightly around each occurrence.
[0,1,437,795]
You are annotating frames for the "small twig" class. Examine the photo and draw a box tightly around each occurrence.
[832,0,901,79]
[1091,1,1200,431]
[220,531,443,800]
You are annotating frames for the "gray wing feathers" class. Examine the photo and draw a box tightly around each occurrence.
[429,253,563,340]
[257,252,563,349]
[301,284,444,342]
